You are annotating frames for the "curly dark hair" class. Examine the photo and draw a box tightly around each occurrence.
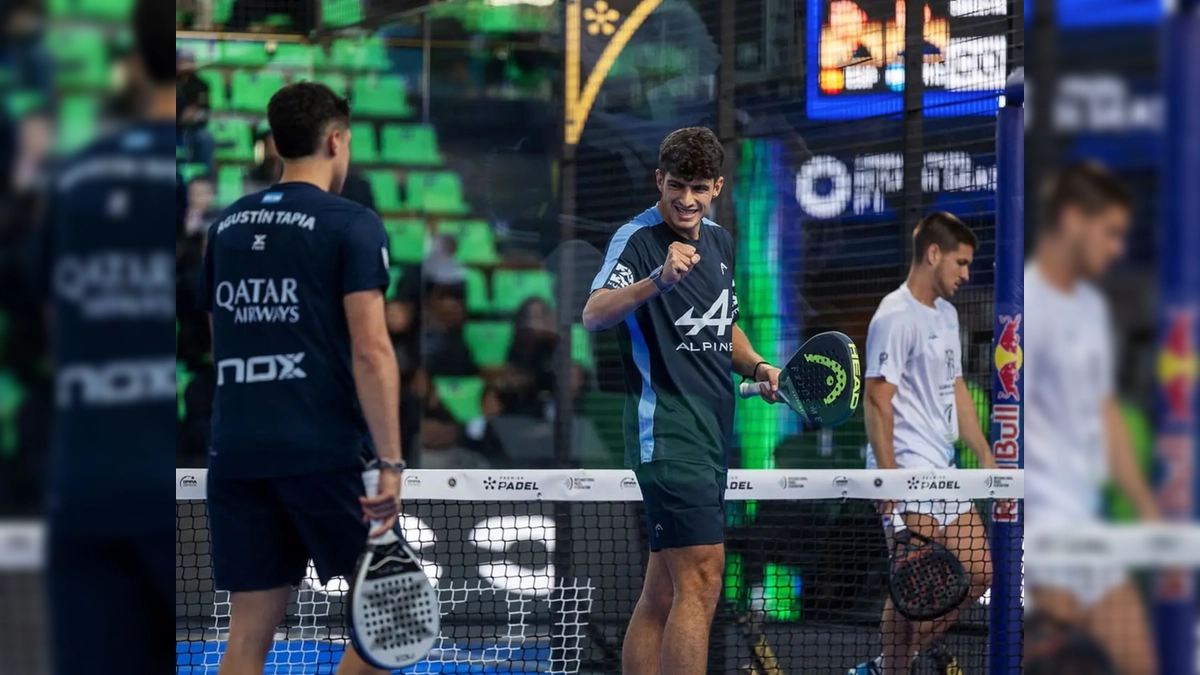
[266,82,351,160]
[658,127,724,182]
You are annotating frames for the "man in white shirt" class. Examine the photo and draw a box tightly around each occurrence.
[1025,162,1158,675]
[852,212,997,675]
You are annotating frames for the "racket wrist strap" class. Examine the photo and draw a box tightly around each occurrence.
[750,361,769,380]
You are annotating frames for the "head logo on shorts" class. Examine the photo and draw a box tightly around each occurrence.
[994,314,1023,401]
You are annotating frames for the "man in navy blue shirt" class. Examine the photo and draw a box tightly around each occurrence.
[200,82,404,675]
[40,1,177,673]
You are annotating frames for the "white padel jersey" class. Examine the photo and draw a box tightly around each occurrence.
[864,284,963,469]
[1024,264,1114,524]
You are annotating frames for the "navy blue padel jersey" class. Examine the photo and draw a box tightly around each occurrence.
[39,121,177,535]
[590,205,740,471]
[199,182,390,478]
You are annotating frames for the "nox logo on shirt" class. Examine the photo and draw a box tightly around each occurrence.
[217,352,307,385]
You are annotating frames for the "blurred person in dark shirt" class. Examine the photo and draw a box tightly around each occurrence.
[34,0,178,672]
[176,49,214,174]
[421,279,478,377]
[2,0,54,197]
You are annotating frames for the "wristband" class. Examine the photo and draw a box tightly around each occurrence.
[648,265,675,294]
[376,458,408,473]
[751,361,769,380]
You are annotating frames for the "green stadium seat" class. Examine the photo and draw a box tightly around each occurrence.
[0,372,25,460]
[318,72,348,96]
[218,41,270,68]
[213,0,236,25]
[349,122,379,163]
[433,377,484,423]
[323,0,366,29]
[491,269,554,313]
[384,219,426,264]
[465,267,490,314]
[380,124,442,166]
[177,363,194,422]
[79,0,133,19]
[217,166,245,207]
[231,70,286,112]
[363,171,403,212]
[386,267,403,301]
[406,172,469,215]
[331,38,389,70]
[463,322,514,368]
[269,43,315,69]
[48,0,71,18]
[571,323,594,370]
[196,69,228,110]
[211,118,254,162]
[47,27,108,89]
[179,163,210,184]
[437,220,497,265]
[56,96,98,154]
[352,75,413,118]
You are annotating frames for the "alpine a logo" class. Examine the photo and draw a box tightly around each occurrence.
[676,289,735,352]
[217,353,307,385]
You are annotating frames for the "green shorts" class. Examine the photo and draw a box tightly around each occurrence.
[635,461,727,551]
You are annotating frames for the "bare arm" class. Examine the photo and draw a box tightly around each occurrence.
[732,324,767,378]
[345,288,402,464]
[864,378,898,469]
[955,378,997,469]
[1104,396,1160,520]
[581,283,661,331]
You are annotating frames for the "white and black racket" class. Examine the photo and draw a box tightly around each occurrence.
[887,515,969,621]
[348,468,440,669]
[738,331,862,429]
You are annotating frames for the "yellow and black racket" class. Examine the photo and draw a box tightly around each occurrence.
[739,331,861,429]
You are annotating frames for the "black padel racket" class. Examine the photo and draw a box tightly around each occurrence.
[738,331,862,429]
[887,516,970,621]
[348,467,440,669]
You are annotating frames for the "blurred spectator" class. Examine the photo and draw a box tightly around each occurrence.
[494,297,560,418]
[421,279,478,377]
[417,390,491,469]
[176,50,214,175]
[245,120,283,192]
[3,0,53,196]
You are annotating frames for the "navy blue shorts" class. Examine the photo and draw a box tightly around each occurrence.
[47,531,174,675]
[208,467,368,592]
[635,461,727,551]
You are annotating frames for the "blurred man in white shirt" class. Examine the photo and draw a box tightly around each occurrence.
[1025,162,1158,675]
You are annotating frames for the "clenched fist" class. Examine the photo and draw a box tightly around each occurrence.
[662,242,701,285]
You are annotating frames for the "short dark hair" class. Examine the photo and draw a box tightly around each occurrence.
[658,127,724,182]
[1040,161,1132,231]
[133,0,175,84]
[912,211,978,264]
[266,83,351,160]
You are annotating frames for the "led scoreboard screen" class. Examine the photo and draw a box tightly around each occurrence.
[806,0,1010,119]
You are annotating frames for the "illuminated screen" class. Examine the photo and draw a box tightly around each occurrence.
[806,0,1009,119]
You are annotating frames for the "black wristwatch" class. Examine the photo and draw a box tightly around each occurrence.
[648,265,674,294]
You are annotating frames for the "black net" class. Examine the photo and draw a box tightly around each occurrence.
[176,470,1020,674]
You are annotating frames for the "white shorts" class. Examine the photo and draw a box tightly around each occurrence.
[885,499,975,531]
[1025,564,1126,610]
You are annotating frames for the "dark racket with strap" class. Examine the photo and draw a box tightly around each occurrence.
[738,331,862,429]
[348,465,440,669]
[887,515,970,621]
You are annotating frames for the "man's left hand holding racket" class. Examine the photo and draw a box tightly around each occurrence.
[349,460,441,670]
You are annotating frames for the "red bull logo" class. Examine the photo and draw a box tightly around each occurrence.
[994,314,1023,401]
[1157,310,1198,423]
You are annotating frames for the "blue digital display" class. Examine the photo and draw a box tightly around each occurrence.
[806,0,1006,120]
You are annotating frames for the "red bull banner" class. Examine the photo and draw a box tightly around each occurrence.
[988,69,1022,675]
